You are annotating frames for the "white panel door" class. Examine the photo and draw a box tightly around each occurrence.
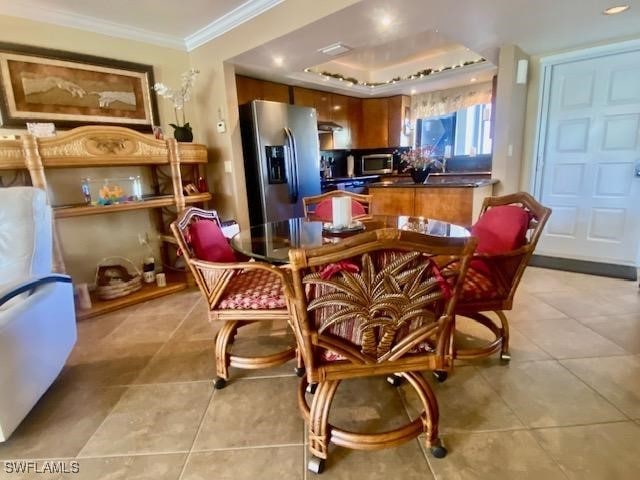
[538,50,640,266]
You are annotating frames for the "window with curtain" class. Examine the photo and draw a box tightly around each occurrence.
[412,82,493,157]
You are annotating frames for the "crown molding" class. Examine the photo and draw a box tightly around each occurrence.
[185,0,285,51]
[0,0,186,50]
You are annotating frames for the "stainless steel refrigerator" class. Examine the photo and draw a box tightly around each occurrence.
[239,100,321,225]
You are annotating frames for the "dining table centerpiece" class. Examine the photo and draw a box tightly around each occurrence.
[153,68,200,142]
[400,146,443,184]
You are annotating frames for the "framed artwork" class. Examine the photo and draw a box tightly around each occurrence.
[0,42,159,131]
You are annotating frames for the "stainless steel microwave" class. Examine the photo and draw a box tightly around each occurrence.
[361,154,393,174]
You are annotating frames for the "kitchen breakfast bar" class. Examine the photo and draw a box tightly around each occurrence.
[368,176,498,227]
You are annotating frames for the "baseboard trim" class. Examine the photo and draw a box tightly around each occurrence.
[530,255,638,281]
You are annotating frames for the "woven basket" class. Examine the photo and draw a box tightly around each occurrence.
[95,257,142,300]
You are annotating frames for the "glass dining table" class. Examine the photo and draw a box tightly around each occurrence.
[230,215,470,264]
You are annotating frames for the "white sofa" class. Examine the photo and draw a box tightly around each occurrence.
[0,187,76,442]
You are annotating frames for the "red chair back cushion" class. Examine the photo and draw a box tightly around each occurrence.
[189,220,237,263]
[471,205,531,254]
[314,198,366,222]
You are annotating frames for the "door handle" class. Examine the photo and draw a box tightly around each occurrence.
[284,128,299,203]
[634,161,640,177]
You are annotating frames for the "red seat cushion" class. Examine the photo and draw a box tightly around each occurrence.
[314,198,366,222]
[471,205,531,254]
[218,269,286,310]
[189,220,237,263]
[459,265,504,301]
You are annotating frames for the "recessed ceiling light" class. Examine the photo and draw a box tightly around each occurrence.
[470,77,477,82]
[603,5,630,15]
[273,56,284,66]
[381,15,392,26]
[410,89,417,94]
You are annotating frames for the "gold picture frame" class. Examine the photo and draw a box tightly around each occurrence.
[0,42,159,131]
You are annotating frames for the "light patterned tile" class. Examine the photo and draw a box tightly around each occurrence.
[193,376,302,450]
[79,382,212,456]
[316,440,434,479]
[579,314,640,354]
[533,291,633,319]
[479,360,625,427]
[323,376,410,433]
[515,317,626,359]
[133,289,201,316]
[455,316,551,363]
[561,355,640,418]
[61,342,163,388]
[133,340,215,384]
[169,301,219,342]
[182,447,303,480]
[399,367,524,434]
[533,422,640,480]
[508,291,569,323]
[428,430,566,480]
[0,383,125,460]
[104,314,186,346]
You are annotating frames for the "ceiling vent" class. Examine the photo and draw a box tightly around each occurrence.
[318,43,352,56]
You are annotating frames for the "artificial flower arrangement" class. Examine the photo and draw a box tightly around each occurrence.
[400,146,443,171]
[153,68,200,141]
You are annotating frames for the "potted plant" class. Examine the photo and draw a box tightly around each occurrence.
[153,68,200,142]
[400,146,443,184]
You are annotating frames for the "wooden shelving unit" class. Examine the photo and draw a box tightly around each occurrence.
[76,271,187,320]
[54,193,212,218]
[0,126,210,319]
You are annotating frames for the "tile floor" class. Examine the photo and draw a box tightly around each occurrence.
[1,267,639,479]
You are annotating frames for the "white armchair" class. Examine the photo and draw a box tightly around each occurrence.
[0,187,76,442]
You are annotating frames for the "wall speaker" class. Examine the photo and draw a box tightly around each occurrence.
[516,59,528,85]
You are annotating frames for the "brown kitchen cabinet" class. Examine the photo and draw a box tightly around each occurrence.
[369,187,415,216]
[293,87,360,150]
[369,184,493,227]
[358,95,410,149]
[236,75,290,105]
[359,98,389,148]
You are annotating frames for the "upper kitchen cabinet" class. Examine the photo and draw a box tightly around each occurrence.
[293,87,359,149]
[359,98,389,148]
[292,87,332,121]
[236,75,290,105]
[359,95,410,149]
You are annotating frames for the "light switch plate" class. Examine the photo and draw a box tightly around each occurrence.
[224,161,233,173]
[216,121,226,133]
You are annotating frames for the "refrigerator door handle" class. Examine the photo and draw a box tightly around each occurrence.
[284,127,299,203]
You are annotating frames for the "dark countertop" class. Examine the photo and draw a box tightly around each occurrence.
[321,175,381,184]
[369,178,498,188]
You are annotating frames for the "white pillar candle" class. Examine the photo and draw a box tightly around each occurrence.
[332,196,352,227]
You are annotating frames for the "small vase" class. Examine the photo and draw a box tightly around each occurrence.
[170,123,193,142]
[410,168,430,184]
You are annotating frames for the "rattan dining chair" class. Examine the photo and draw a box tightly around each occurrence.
[285,228,476,473]
[171,207,297,389]
[454,192,551,362]
[302,190,372,221]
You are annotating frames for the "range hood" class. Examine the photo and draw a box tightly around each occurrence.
[317,121,344,133]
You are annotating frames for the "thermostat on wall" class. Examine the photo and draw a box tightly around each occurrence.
[216,121,226,133]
